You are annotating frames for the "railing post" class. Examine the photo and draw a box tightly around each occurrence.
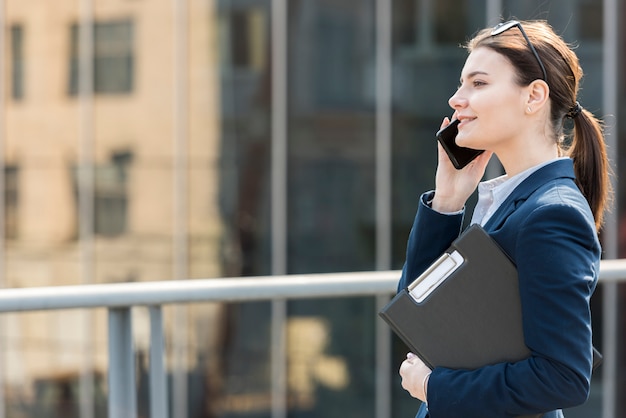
[108,307,137,418]
[375,295,392,418]
[271,300,287,418]
[149,306,168,418]
[602,282,618,418]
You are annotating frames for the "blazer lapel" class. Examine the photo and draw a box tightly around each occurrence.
[482,159,576,232]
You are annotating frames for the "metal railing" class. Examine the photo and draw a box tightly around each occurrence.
[0,261,624,418]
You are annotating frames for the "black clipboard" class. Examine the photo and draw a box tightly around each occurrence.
[379,224,602,371]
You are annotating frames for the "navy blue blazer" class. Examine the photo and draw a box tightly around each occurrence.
[398,159,599,418]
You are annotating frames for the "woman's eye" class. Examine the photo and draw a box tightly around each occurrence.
[473,80,486,87]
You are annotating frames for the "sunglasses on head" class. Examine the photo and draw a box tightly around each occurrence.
[491,20,548,82]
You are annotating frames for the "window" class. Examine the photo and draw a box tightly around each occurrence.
[5,165,19,239]
[11,24,24,100]
[68,19,134,95]
[228,9,266,71]
[94,151,132,236]
[72,151,132,237]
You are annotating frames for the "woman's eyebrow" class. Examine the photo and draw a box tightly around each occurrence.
[460,70,489,83]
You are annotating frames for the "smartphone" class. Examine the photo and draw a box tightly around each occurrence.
[436,119,484,170]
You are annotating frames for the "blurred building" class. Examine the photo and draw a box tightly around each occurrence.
[1,0,226,416]
[0,0,623,417]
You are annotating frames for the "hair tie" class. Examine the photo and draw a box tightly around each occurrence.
[566,101,583,119]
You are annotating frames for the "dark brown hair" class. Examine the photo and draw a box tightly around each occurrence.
[467,20,611,230]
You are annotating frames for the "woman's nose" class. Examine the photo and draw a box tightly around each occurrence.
[448,91,465,110]
[448,86,469,110]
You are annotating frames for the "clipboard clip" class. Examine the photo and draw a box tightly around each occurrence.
[407,250,465,303]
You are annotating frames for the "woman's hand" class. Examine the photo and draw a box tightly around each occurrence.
[399,352,432,402]
[432,117,493,213]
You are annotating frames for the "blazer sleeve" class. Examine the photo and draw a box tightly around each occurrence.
[425,202,599,418]
[397,191,464,291]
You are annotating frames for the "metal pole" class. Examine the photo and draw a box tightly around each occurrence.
[485,0,501,26]
[602,0,619,417]
[172,0,190,415]
[78,0,95,416]
[271,0,287,280]
[375,295,392,418]
[108,308,137,418]
[375,0,392,417]
[271,299,287,418]
[271,0,288,417]
[602,285,618,418]
[375,0,392,275]
[150,306,168,418]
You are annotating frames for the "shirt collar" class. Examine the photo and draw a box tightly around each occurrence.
[472,157,568,226]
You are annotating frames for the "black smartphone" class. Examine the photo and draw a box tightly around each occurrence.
[436,119,484,170]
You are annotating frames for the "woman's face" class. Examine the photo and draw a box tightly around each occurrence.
[448,47,529,152]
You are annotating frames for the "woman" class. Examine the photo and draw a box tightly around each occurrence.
[397,20,611,418]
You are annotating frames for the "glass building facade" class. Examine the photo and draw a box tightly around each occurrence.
[0,0,623,417]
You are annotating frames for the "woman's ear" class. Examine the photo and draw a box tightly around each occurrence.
[526,79,550,111]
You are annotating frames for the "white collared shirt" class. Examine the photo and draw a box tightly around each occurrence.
[470,157,569,226]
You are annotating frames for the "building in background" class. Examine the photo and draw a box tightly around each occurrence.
[0,0,623,417]
[2,0,227,416]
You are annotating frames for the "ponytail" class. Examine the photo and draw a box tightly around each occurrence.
[567,108,612,231]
